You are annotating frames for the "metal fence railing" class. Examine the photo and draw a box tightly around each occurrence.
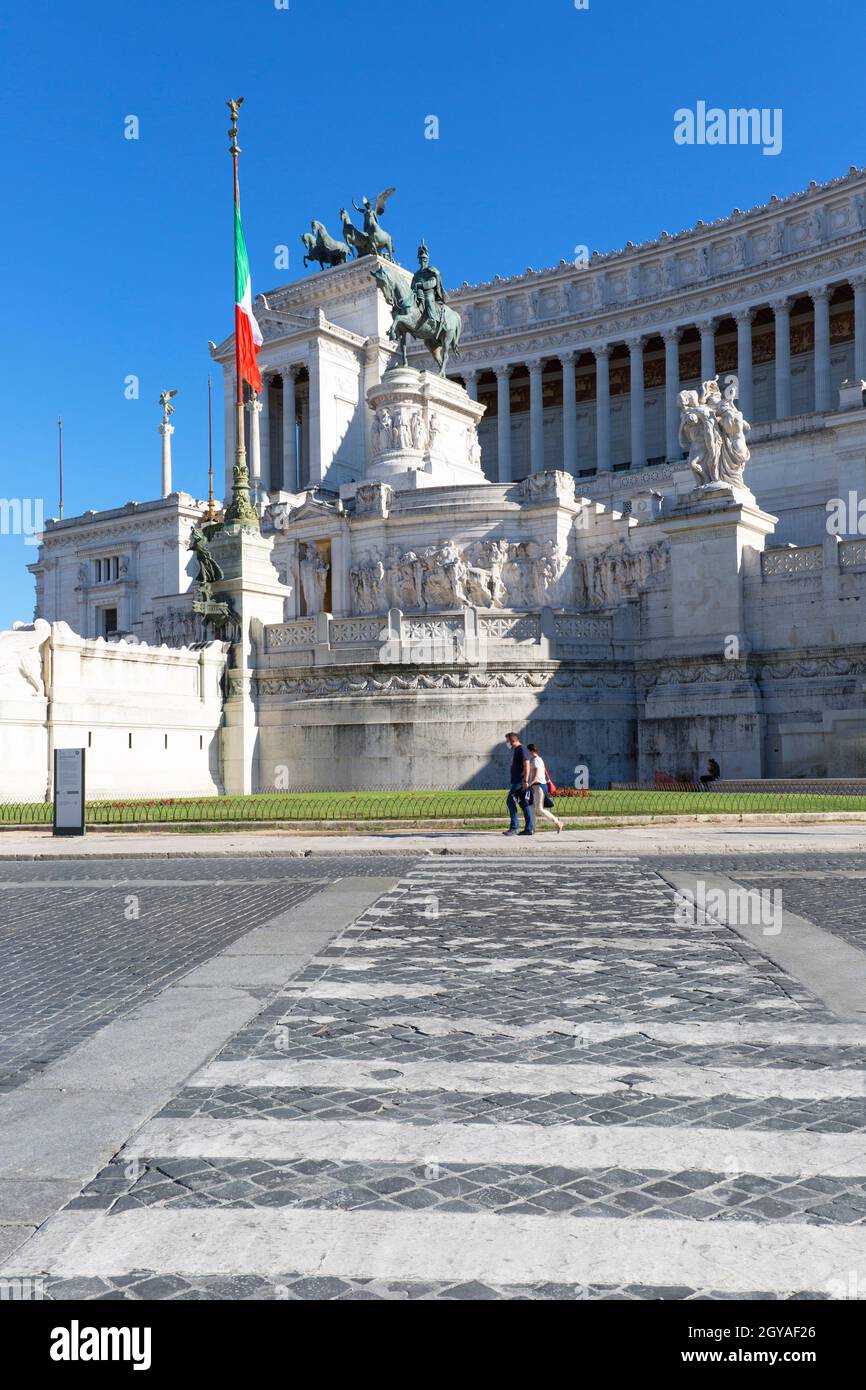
[2,783,866,828]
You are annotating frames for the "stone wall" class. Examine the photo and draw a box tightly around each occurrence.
[0,622,227,802]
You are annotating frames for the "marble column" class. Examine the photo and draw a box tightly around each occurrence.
[528,358,545,473]
[736,308,754,422]
[299,396,309,488]
[281,366,297,493]
[663,328,681,461]
[627,336,646,469]
[463,370,479,402]
[222,366,235,501]
[560,350,577,475]
[772,298,792,419]
[495,365,513,482]
[159,422,174,498]
[812,286,832,413]
[699,318,717,383]
[259,377,271,494]
[594,345,611,472]
[247,393,262,501]
[854,275,866,384]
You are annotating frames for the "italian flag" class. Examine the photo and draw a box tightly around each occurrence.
[234,200,262,393]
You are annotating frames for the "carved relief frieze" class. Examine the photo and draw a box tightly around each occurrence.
[576,539,669,610]
[255,665,634,701]
[350,536,570,615]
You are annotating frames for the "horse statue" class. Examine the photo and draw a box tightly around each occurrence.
[340,208,375,259]
[371,262,462,377]
[350,188,396,261]
[301,220,350,271]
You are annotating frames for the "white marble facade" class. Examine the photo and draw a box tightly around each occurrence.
[15,166,866,795]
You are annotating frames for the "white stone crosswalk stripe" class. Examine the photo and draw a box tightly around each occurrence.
[281,982,444,1000]
[122,1117,866,1177]
[189,1057,866,1101]
[14,1208,866,1293]
[362,1017,866,1045]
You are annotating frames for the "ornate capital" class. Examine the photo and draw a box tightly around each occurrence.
[626,335,646,353]
[810,285,831,305]
[735,307,755,327]
[594,343,612,361]
[662,327,682,346]
[770,296,793,315]
[280,364,298,382]
[851,273,866,291]
[494,363,513,381]
[560,349,577,368]
[697,317,718,335]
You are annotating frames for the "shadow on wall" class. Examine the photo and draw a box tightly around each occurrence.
[254,674,639,792]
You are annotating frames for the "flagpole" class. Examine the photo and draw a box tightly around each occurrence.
[223,96,259,531]
[58,416,64,520]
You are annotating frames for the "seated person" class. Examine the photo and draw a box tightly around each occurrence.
[699,757,721,790]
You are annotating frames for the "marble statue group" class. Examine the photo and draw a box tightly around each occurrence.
[678,374,752,490]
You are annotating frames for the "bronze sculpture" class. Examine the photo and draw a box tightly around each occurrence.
[371,241,462,376]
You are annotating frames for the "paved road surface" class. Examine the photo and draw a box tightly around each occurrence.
[2,853,866,1300]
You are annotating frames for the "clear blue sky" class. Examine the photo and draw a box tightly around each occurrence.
[0,0,862,627]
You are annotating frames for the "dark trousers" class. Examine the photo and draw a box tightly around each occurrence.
[507,781,534,832]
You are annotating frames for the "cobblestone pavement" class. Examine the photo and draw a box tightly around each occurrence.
[0,870,329,1091]
[8,854,866,1301]
[659,854,866,954]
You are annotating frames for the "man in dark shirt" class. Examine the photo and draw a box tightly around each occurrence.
[699,757,721,791]
[504,731,534,835]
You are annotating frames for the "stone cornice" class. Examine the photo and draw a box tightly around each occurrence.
[213,310,367,367]
[210,255,398,360]
[448,166,866,295]
[38,509,203,551]
[439,242,866,367]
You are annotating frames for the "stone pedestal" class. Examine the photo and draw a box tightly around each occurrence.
[660,484,777,655]
[209,525,291,794]
[347,366,486,497]
[640,483,778,780]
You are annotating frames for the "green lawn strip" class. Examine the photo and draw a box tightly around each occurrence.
[3,786,866,826]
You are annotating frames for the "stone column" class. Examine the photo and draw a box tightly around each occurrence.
[627,336,646,469]
[772,298,792,419]
[736,308,754,423]
[247,393,262,501]
[222,366,235,502]
[299,397,309,487]
[812,286,832,413]
[663,328,681,461]
[560,350,577,475]
[854,275,866,385]
[528,358,545,473]
[495,364,513,482]
[305,347,326,485]
[594,345,611,472]
[259,376,271,494]
[159,422,174,498]
[699,318,717,382]
[208,528,291,796]
[281,366,297,493]
[463,370,479,401]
